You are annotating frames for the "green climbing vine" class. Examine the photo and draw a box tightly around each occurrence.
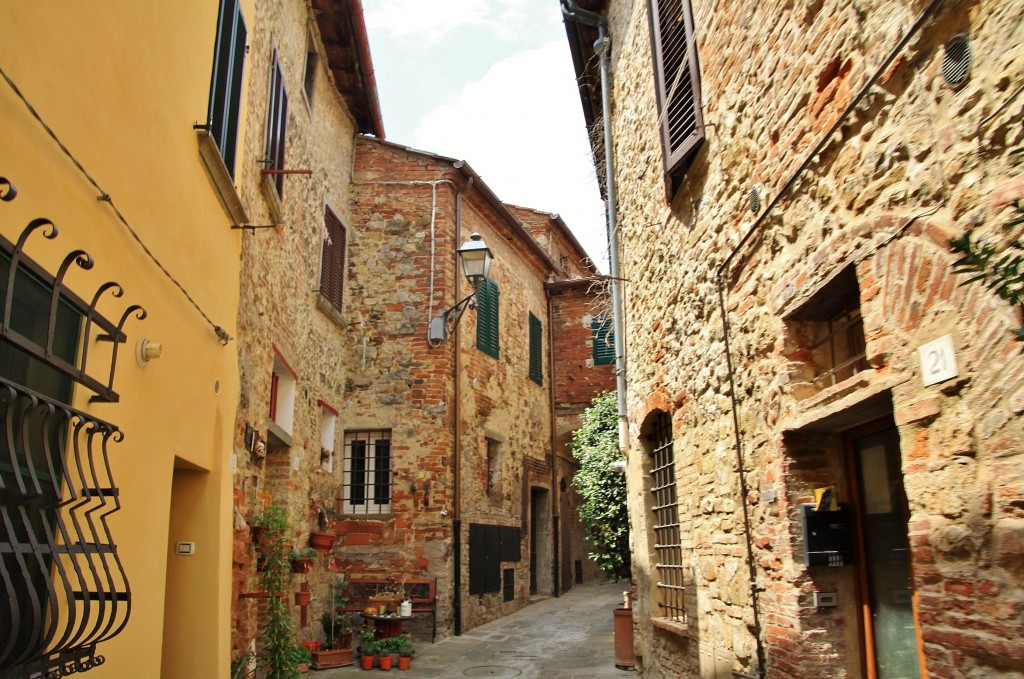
[570,391,631,581]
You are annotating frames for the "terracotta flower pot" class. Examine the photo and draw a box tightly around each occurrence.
[300,641,321,653]
[309,530,336,554]
[291,557,313,574]
[295,590,311,607]
[398,656,411,671]
[360,654,374,670]
[379,654,393,671]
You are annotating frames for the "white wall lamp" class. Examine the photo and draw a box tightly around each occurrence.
[428,233,493,343]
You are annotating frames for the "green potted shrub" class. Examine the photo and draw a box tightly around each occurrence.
[289,547,317,574]
[289,644,312,674]
[311,576,354,669]
[253,501,300,679]
[358,631,378,670]
[391,635,414,671]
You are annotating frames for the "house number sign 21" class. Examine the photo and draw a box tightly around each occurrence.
[918,334,958,387]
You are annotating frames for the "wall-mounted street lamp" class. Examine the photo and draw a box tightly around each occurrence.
[428,233,493,343]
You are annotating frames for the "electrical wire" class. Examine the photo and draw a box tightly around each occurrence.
[0,65,233,344]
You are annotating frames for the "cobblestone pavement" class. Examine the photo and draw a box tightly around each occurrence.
[314,578,633,679]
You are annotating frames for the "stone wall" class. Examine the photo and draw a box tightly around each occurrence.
[230,0,361,657]
[592,0,1024,677]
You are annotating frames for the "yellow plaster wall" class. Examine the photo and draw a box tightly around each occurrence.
[0,2,250,676]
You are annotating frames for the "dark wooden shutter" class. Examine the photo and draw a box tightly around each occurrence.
[592,317,615,365]
[266,52,288,198]
[320,208,345,310]
[208,0,247,177]
[647,0,704,196]
[477,278,500,359]
[528,312,542,385]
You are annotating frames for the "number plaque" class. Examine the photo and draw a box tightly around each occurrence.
[918,334,958,386]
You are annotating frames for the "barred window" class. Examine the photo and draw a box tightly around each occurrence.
[650,412,685,621]
[342,430,392,514]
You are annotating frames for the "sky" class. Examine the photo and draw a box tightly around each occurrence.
[362,0,608,271]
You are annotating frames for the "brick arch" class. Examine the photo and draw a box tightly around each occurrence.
[861,225,1024,444]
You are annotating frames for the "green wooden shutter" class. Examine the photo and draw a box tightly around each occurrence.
[528,312,543,385]
[477,278,500,359]
[592,317,615,365]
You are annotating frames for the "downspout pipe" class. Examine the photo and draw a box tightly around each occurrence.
[547,289,560,597]
[453,174,472,636]
[714,1,944,676]
[560,1,629,460]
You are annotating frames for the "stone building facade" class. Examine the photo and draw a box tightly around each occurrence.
[227,0,613,660]
[342,138,614,633]
[566,0,1024,677]
[228,0,385,660]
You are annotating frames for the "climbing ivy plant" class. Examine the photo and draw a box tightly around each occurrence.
[950,197,1024,341]
[571,391,631,580]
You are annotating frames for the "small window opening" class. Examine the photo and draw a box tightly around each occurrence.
[787,267,868,391]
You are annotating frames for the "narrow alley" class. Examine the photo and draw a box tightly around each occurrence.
[317,580,630,679]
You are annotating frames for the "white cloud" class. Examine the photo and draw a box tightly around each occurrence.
[412,41,608,269]
[364,0,531,45]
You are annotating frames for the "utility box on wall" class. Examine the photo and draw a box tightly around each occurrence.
[800,503,853,567]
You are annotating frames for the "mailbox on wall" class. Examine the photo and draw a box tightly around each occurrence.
[800,503,854,567]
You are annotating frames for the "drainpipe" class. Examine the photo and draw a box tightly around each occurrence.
[714,2,945,677]
[560,1,629,460]
[547,289,560,596]
[451,170,472,636]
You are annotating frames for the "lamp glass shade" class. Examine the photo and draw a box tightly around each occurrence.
[458,233,492,287]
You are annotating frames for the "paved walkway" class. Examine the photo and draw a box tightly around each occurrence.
[315,578,632,679]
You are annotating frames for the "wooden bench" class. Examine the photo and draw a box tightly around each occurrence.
[341,578,437,643]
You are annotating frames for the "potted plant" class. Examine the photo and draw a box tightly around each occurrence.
[392,635,414,671]
[311,576,354,669]
[289,644,312,674]
[251,502,290,560]
[378,639,393,671]
[309,505,338,553]
[252,501,301,678]
[289,547,316,574]
[358,632,378,670]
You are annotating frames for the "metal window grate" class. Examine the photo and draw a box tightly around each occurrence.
[650,413,685,622]
[502,568,515,602]
[341,430,392,514]
[809,304,868,388]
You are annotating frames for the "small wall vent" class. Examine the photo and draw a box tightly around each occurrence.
[941,34,971,89]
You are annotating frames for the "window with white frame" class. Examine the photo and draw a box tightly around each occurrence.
[342,430,392,514]
[269,352,296,434]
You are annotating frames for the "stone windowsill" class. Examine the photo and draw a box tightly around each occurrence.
[260,173,286,226]
[316,294,347,331]
[196,129,249,225]
[264,419,293,448]
[782,372,909,433]
[649,616,689,638]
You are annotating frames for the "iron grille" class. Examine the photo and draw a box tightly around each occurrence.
[809,302,867,388]
[1,177,143,678]
[341,430,392,514]
[650,412,685,622]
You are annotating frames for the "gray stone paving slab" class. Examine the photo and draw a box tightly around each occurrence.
[311,578,632,679]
